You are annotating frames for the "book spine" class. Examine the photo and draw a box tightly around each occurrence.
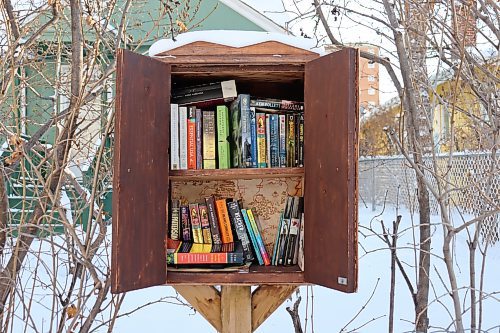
[171,80,237,105]
[294,113,300,167]
[241,209,263,265]
[250,98,304,112]
[286,114,296,167]
[215,199,234,244]
[265,113,271,167]
[272,213,284,265]
[240,94,252,167]
[278,197,293,264]
[249,106,258,168]
[179,106,188,170]
[216,105,230,169]
[256,113,267,168]
[189,203,203,243]
[279,114,286,167]
[269,114,280,168]
[205,197,222,249]
[170,199,180,241]
[180,205,192,242]
[230,96,243,168]
[168,251,243,264]
[196,108,203,169]
[246,209,270,265]
[170,104,180,170]
[298,113,304,167]
[187,106,197,169]
[297,212,305,270]
[202,110,216,169]
[198,204,213,244]
[227,201,254,262]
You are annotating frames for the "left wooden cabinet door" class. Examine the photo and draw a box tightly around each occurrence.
[112,49,171,293]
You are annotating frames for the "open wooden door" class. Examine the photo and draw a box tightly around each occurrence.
[304,48,359,293]
[112,49,171,293]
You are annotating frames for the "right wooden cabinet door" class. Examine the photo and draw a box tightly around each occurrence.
[304,48,359,293]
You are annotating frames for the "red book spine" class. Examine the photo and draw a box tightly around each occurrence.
[175,252,228,264]
[187,106,197,169]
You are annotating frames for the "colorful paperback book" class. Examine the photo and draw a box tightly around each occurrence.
[249,106,258,168]
[205,196,222,251]
[266,114,271,167]
[187,106,197,169]
[196,108,203,169]
[179,106,188,170]
[167,241,244,265]
[170,104,180,170]
[227,201,254,262]
[198,203,213,244]
[269,114,280,167]
[241,209,263,265]
[217,105,231,169]
[170,199,180,241]
[279,114,287,167]
[180,205,192,242]
[256,113,267,168]
[202,110,216,169]
[229,94,252,168]
[247,209,270,265]
[286,114,296,167]
[215,198,234,243]
[250,97,304,112]
[189,203,203,243]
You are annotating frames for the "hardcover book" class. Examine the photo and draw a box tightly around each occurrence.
[229,94,252,168]
[216,105,231,169]
[202,110,216,169]
[171,80,237,106]
[170,104,180,170]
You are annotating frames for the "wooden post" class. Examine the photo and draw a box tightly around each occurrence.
[221,286,252,333]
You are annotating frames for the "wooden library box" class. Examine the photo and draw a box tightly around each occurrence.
[111,37,359,294]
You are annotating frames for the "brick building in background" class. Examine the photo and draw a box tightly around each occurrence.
[326,44,380,116]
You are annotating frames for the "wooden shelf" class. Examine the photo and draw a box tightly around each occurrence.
[166,265,304,285]
[169,167,304,181]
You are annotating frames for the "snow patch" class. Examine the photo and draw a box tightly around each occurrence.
[148,30,324,57]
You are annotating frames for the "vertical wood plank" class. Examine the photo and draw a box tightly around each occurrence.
[221,286,252,333]
[251,285,297,331]
[304,47,359,292]
[174,286,222,332]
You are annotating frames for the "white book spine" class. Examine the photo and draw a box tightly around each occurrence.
[170,104,180,170]
[179,106,188,170]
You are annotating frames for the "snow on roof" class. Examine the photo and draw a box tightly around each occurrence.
[148,30,324,57]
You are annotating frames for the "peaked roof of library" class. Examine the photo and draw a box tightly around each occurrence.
[149,31,324,57]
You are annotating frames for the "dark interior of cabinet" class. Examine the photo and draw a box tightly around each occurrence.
[166,64,306,285]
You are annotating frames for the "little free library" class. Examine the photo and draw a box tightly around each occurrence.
[111,31,359,332]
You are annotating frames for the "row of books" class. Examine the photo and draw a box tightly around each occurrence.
[167,197,270,265]
[272,196,304,267]
[170,80,304,170]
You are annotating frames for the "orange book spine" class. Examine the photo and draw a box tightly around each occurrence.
[175,252,225,264]
[215,199,234,243]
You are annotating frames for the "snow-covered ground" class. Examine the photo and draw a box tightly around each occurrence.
[115,205,500,332]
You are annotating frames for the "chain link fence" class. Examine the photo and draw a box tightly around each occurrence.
[359,152,499,244]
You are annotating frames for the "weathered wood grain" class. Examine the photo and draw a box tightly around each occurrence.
[174,286,222,332]
[251,285,297,331]
[221,286,252,333]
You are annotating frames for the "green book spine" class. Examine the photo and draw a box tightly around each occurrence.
[217,105,230,169]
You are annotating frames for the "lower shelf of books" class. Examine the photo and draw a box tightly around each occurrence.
[165,265,305,285]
